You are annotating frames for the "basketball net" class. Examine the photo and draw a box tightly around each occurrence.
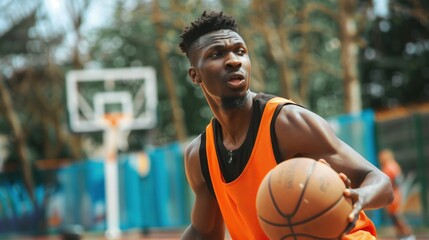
[103,113,131,152]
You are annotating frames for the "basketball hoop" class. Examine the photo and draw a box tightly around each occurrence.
[101,112,133,239]
[66,67,157,133]
[101,113,132,152]
[65,67,157,239]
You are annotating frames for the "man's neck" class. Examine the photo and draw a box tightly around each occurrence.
[216,91,256,149]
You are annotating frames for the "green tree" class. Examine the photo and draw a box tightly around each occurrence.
[360,0,429,110]
[0,0,89,198]
[89,0,372,142]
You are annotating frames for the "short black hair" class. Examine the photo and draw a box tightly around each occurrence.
[179,11,238,57]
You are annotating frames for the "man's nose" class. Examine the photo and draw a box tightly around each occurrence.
[225,53,242,69]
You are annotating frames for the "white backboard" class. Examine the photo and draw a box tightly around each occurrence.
[66,67,157,132]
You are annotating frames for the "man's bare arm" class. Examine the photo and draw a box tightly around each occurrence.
[274,105,393,216]
[181,136,225,240]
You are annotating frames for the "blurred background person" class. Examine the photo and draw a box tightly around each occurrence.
[378,149,415,240]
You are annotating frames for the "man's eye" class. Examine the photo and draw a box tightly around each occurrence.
[210,51,221,58]
[236,48,246,56]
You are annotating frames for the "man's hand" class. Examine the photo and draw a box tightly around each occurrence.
[318,159,360,235]
[339,173,360,237]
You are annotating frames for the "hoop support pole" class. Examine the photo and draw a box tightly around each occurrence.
[104,123,121,239]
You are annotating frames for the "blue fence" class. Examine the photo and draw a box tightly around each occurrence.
[328,109,382,226]
[0,142,191,236]
[330,109,429,228]
[3,109,419,237]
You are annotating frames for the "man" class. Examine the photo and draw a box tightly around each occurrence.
[179,11,393,240]
[379,149,415,240]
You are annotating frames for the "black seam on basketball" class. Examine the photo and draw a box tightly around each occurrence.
[292,192,344,225]
[268,171,284,217]
[258,191,344,227]
[286,161,318,240]
[261,191,345,227]
[260,160,319,227]
[257,216,298,240]
[265,171,296,236]
[258,215,291,227]
[260,161,346,227]
[259,160,349,240]
[269,160,318,220]
[267,172,294,222]
[288,160,317,217]
[280,232,340,240]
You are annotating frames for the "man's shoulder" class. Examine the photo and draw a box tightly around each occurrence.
[184,133,204,162]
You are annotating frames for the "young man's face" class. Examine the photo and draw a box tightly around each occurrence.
[188,29,251,109]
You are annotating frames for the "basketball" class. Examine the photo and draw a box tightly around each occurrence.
[256,157,353,240]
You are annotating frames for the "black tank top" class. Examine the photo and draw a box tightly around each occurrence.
[199,93,290,194]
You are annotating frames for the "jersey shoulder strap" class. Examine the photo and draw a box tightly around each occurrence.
[199,131,215,194]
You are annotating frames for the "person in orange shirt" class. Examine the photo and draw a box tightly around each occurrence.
[379,149,415,240]
[179,11,393,240]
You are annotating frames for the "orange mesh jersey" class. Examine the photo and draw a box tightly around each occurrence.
[204,96,377,239]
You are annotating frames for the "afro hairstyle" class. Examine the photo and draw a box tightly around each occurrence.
[179,11,238,57]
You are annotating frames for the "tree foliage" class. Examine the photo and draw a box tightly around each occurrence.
[360,0,429,110]
[88,0,371,144]
[0,0,427,174]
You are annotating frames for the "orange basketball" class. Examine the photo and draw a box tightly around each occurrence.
[256,157,353,240]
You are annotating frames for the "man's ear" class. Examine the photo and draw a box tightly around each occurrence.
[189,67,201,84]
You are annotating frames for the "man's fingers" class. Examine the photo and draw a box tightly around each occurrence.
[317,158,330,167]
[339,172,351,188]
[343,188,362,222]
[343,213,359,236]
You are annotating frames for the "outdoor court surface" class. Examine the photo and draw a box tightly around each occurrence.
[5,227,429,240]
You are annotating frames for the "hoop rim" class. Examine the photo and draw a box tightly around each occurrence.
[102,112,132,127]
